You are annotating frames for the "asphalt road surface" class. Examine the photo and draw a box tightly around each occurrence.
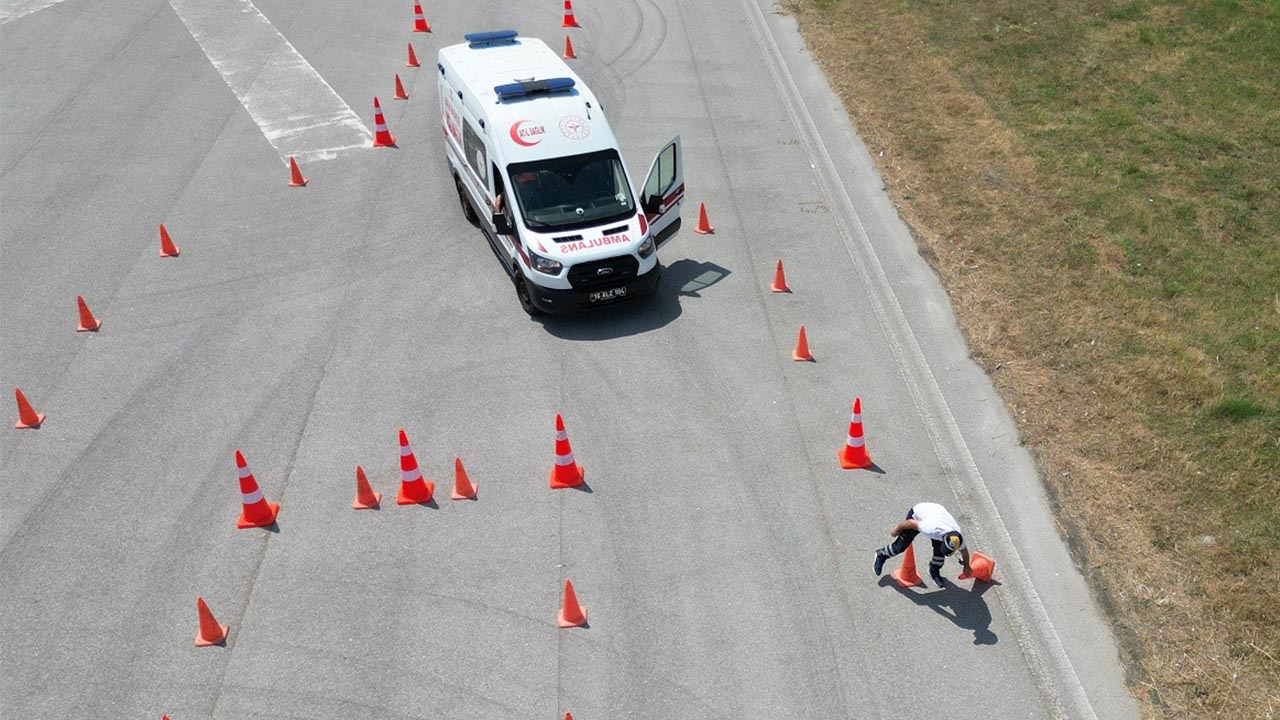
[1,0,1138,718]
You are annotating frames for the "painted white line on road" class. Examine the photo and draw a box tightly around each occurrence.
[168,0,371,162]
[1,0,71,24]
[739,1,1100,718]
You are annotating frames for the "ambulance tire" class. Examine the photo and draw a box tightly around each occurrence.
[456,176,480,227]
[513,272,542,316]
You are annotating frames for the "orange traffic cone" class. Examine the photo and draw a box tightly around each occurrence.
[396,428,435,504]
[837,397,873,469]
[158,223,179,257]
[234,450,280,528]
[372,97,396,147]
[352,465,381,509]
[288,156,307,187]
[563,35,577,59]
[194,597,228,646]
[394,74,409,100]
[693,202,714,234]
[562,0,580,28]
[891,544,924,588]
[557,579,588,627]
[564,715,574,720]
[76,295,101,332]
[792,325,814,362]
[412,0,431,32]
[13,388,44,429]
[549,413,584,489]
[452,457,477,500]
[959,551,996,582]
[407,42,420,67]
[771,259,790,292]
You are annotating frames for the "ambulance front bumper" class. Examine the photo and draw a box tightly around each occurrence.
[527,262,662,314]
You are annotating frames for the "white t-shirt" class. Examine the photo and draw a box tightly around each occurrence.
[912,502,965,548]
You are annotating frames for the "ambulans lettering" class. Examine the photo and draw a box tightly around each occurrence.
[559,233,629,254]
[509,120,545,147]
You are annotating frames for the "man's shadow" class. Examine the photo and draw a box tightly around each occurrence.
[878,575,1000,645]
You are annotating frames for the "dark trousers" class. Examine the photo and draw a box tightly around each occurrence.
[877,509,947,576]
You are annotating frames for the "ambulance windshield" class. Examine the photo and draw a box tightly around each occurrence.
[507,149,635,231]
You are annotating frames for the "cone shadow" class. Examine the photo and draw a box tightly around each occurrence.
[878,574,1001,645]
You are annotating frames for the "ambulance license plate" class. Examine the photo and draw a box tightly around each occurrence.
[589,286,627,303]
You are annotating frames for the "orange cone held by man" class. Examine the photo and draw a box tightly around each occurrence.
[372,97,395,147]
[397,428,435,504]
[452,457,477,500]
[959,551,996,582]
[838,397,873,469]
[549,413,584,489]
[13,388,44,429]
[891,543,925,588]
[412,0,431,32]
[76,295,101,332]
[352,465,381,509]
[158,223,179,257]
[558,578,587,627]
[235,450,279,528]
[562,0,580,27]
[771,259,791,292]
[194,597,228,646]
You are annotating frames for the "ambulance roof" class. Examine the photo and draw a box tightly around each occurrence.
[438,33,619,163]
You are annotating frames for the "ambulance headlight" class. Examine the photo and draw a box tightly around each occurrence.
[637,235,655,259]
[529,250,562,275]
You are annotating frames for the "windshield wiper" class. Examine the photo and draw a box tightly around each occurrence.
[523,217,556,229]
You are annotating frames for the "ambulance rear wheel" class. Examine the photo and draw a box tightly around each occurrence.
[513,274,541,316]
[456,177,479,227]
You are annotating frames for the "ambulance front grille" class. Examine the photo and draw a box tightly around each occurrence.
[568,255,639,290]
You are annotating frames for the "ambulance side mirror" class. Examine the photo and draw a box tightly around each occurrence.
[640,193,662,216]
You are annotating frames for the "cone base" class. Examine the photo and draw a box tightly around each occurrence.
[289,179,307,188]
[562,20,580,28]
[792,351,814,362]
[352,491,381,510]
[414,25,432,33]
[891,568,924,588]
[14,413,45,429]
[159,247,180,257]
[236,502,279,529]
[373,136,396,148]
[397,482,435,505]
[550,465,584,489]
[77,320,101,332]
[694,226,714,235]
[557,607,587,628]
[194,624,228,646]
[771,285,790,293]
[451,484,477,500]
[838,450,873,470]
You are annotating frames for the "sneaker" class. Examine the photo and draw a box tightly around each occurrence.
[873,552,886,576]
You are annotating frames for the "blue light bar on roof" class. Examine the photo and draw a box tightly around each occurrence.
[465,30,518,48]
[493,77,576,101]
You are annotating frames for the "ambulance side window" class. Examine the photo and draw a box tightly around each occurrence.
[463,121,487,185]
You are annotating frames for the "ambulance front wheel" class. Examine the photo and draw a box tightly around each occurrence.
[456,177,480,227]
[513,274,542,316]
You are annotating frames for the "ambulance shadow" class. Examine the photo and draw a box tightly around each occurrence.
[879,575,1001,645]
[536,258,731,340]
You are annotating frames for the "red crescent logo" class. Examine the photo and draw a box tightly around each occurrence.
[509,120,544,147]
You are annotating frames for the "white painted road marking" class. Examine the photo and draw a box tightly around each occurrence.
[168,0,371,162]
[0,0,71,24]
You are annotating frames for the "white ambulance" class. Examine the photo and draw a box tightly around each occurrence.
[438,30,684,314]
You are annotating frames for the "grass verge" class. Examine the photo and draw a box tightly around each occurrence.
[782,0,1279,716]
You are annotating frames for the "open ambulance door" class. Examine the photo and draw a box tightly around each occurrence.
[639,136,684,247]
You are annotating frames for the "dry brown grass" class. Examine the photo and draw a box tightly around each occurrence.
[784,0,1280,717]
